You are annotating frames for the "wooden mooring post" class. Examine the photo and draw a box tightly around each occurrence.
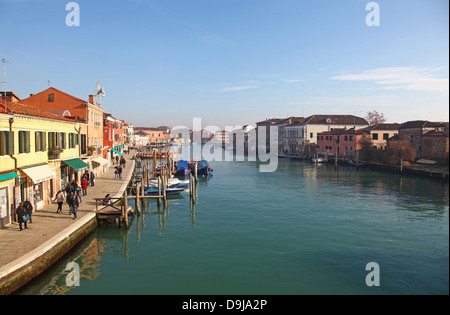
[135,181,141,215]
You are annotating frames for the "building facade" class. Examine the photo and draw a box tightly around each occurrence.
[1,99,82,227]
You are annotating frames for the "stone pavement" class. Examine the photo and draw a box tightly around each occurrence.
[0,154,135,274]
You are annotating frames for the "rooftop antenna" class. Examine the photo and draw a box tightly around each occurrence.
[1,58,9,111]
[93,80,105,107]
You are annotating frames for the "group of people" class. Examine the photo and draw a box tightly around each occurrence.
[15,155,127,230]
[56,180,83,219]
[114,156,127,179]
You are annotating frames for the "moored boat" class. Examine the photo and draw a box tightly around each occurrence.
[175,160,191,176]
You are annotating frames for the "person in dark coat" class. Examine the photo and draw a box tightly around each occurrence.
[23,199,33,223]
[90,171,95,186]
[16,202,28,231]
[68,194,79,219]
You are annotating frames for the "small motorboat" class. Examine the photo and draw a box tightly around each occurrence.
[311,157,324,163]
[175,160,191,176]
[144,186,185,196]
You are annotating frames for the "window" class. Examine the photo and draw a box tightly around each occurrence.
[344,135,348,141]
[383,133,389,140]
[18,131,30,153]
[48,93,54,102]
[349,135,353,142]
[59,132,66,149]
[80,134,87,155]
[409,134,414,141]
[0,131,14,156]
[48,132,58,149]
[310,132,313,138]
[68,133,76,149]
[372,133,378,140]
[35,131,46,152]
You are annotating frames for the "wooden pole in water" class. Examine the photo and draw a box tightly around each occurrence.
[153,150,157,177]
[146,165,150,189]
[123,190,129,227]
[135,181,141,215]
[157,176,161,205]
[195,161,198,181]
[163,169,167,203]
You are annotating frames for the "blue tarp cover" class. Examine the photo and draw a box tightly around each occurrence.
[177,160,189,170]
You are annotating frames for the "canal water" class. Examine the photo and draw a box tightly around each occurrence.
[15,156,449,295]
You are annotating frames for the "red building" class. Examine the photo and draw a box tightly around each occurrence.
[317,128,371,157]
[103,113,115,160]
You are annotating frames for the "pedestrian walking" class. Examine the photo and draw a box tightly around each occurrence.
[118,165,123,180]
[16,202,29,231]
[54,190,64,213]
[90,171,95,186]
[76,187,82,204]
[81,178,89,196]
[114,167,119,179]
[23,199,33,224]
[68,194,79,219]
[115,155,119,165]
[65,182,74,197]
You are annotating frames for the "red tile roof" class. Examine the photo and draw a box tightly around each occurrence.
[1,99,76,122]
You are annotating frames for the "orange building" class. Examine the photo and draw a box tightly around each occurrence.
[20,87,105,158]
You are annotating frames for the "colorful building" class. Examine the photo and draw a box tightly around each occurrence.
[1,98,83,227]
[317,128,371,157]
[20,87,107,178]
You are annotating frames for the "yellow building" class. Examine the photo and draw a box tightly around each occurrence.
[1,99,85,228]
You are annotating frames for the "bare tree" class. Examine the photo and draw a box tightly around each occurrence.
[365,110,387,125]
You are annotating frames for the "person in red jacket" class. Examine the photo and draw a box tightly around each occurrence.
[81,178,89,196]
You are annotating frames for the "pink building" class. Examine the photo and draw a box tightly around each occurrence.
[317,128,371,157]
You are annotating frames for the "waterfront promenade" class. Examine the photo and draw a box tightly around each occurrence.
[0,154,135,294]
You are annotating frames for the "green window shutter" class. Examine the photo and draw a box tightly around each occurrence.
[8,131,14,155]
[42,131,46,151]
[48,132,53,149]
[26,131,30,153]
[35,132,39,152]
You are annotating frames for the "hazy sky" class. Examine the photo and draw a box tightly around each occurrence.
[1,0,448,129]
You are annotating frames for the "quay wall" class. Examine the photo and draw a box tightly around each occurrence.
[0,214,97,295]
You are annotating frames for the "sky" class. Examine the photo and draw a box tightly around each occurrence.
[0,0,448,129]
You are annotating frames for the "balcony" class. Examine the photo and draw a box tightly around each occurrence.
[48,148,63,160]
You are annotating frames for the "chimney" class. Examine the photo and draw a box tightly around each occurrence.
[89,95,95,104]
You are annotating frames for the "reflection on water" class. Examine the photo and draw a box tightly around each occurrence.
[15,157,449,295]
[15,237,106,295]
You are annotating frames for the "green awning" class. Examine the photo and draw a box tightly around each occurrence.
[0,172,19,182]
[63,158,89,171]
[109,149,122,156]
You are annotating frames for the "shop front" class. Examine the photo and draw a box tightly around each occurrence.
[0,172,19,228]
[20,164,56,210]
[62,158,89,185]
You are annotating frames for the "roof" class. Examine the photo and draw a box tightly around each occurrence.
[361,123,400,131]
[275,116,305,126]
[397,120,445,129]
[19,87,103,119]
[0,91,21,102]
[302,114,369,125]
[1,99,77,122]
[317,128,369,135]
[255,118,284,125]
[422,130,449,137]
